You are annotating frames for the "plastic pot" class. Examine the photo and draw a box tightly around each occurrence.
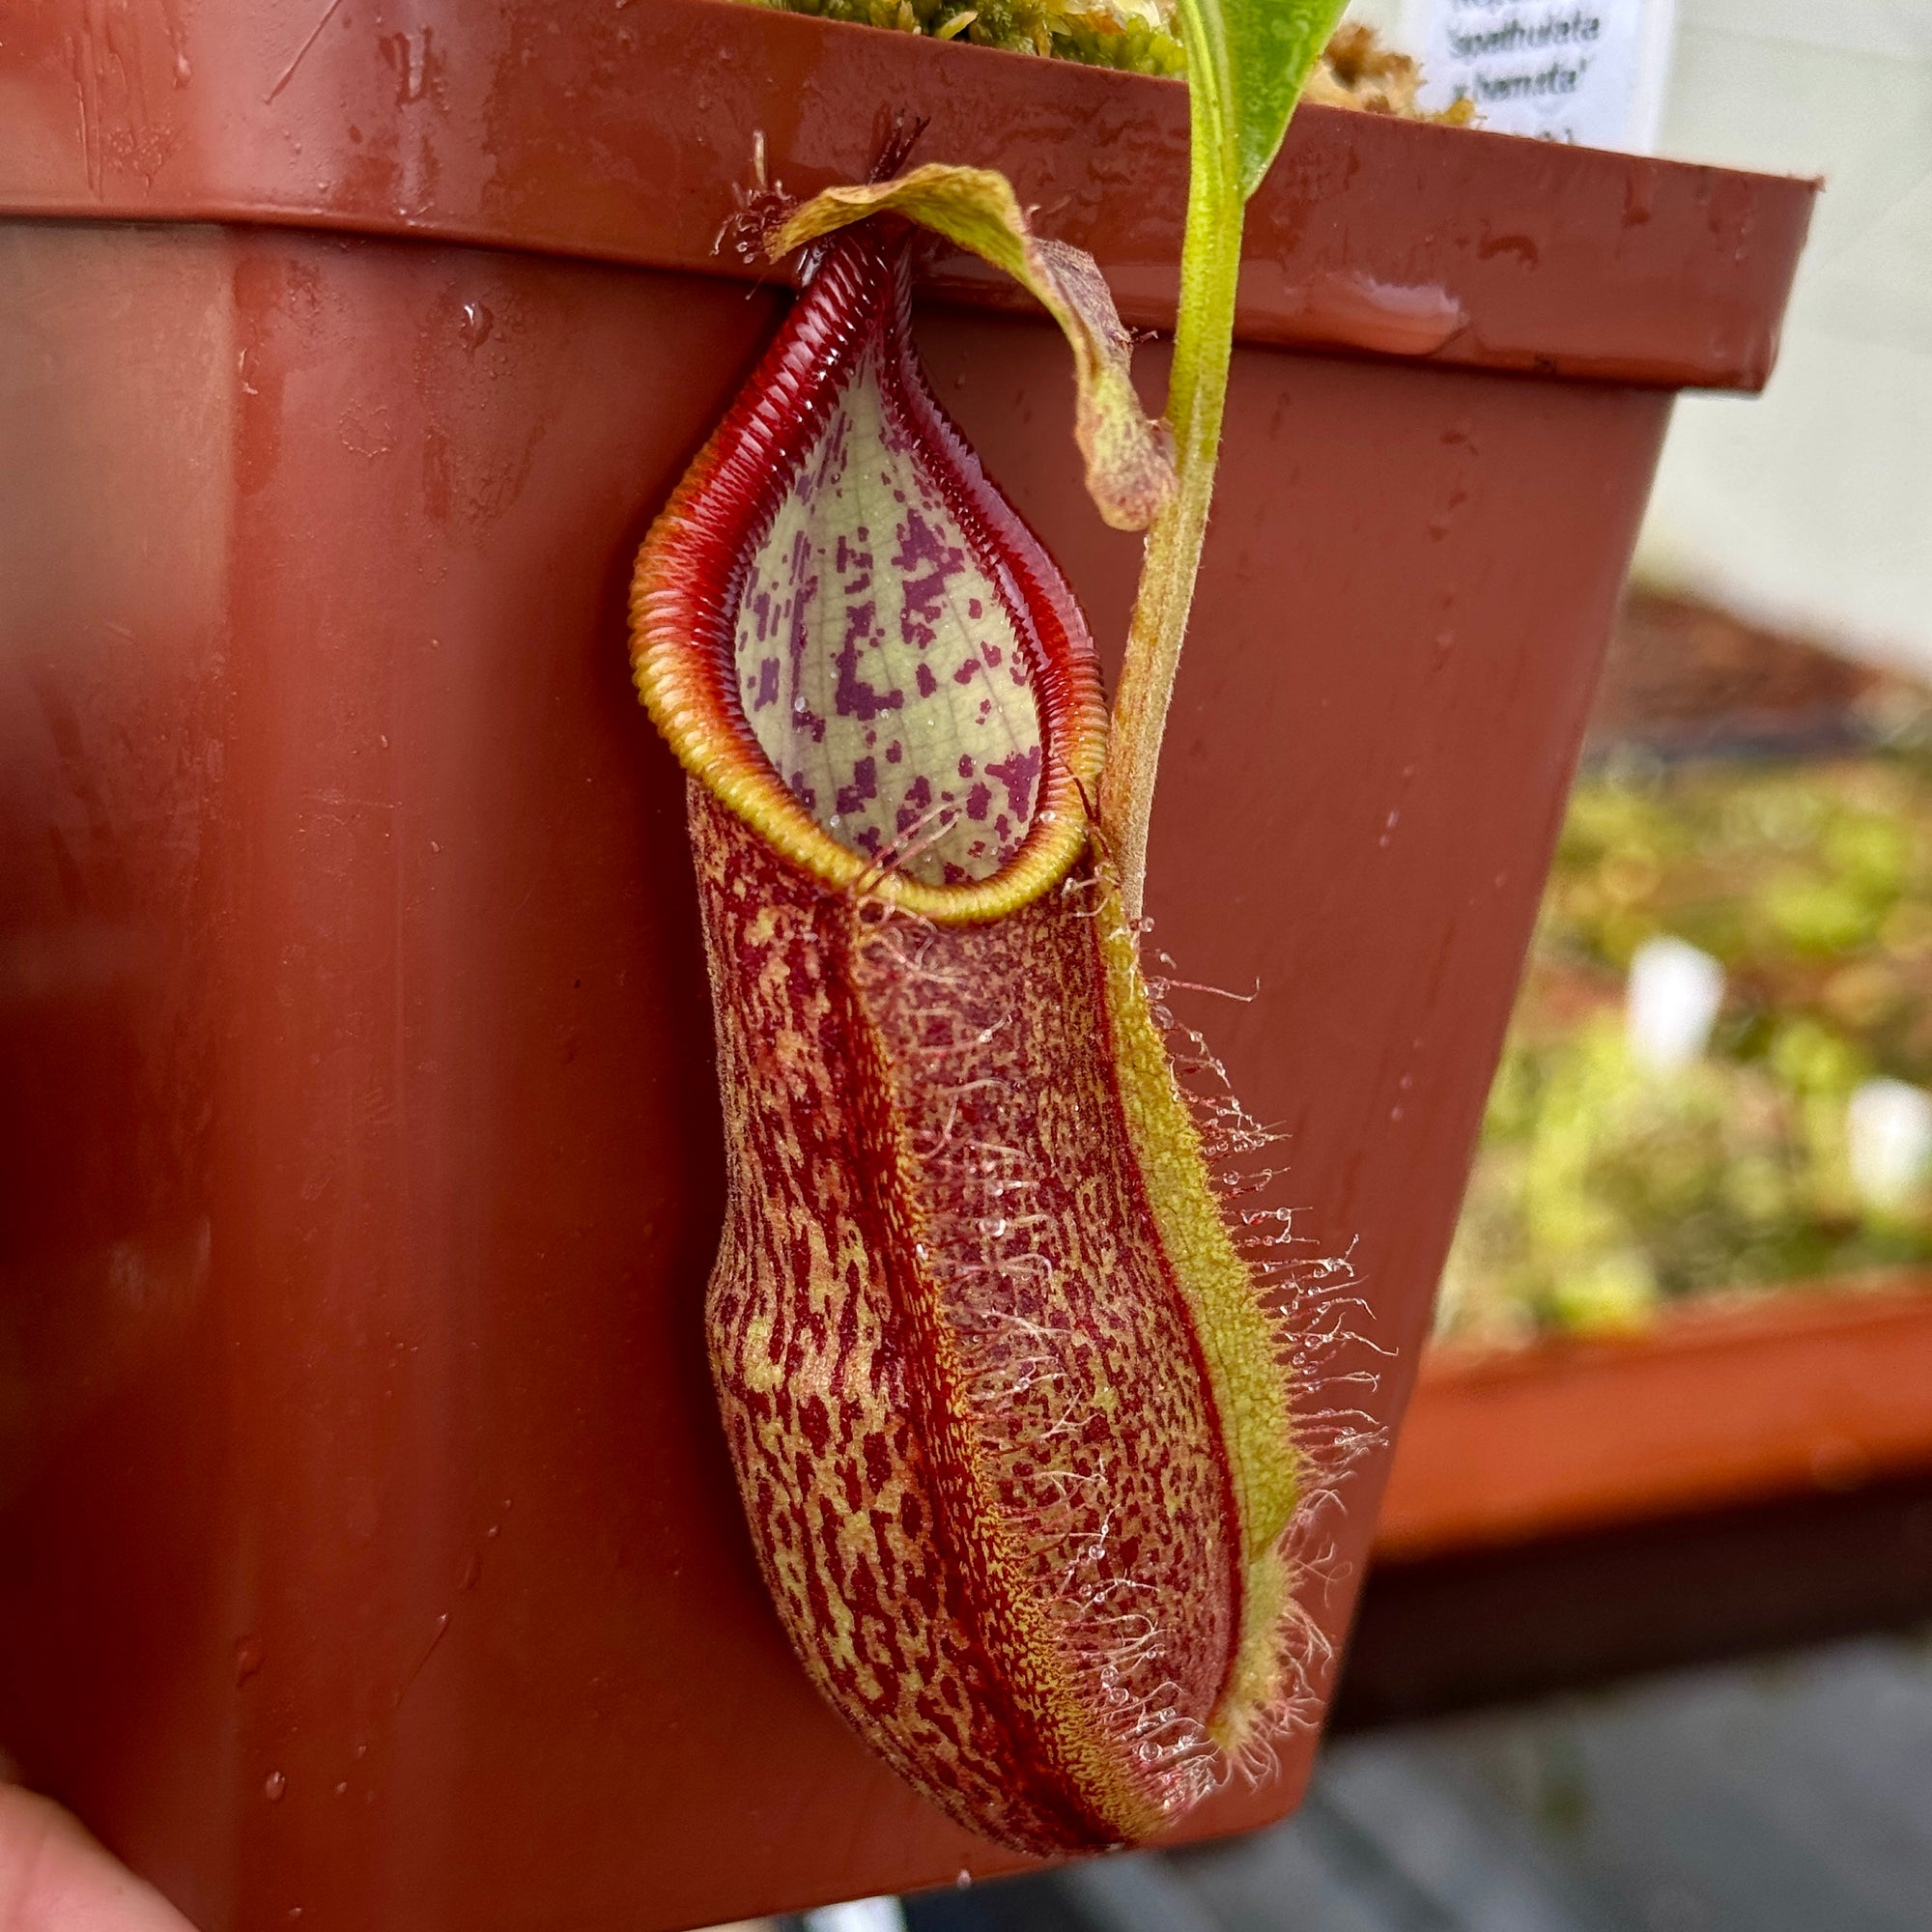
[0,2,1811,1926]
[1344,1280,1932,1723]
[1378,1280,1932,1563]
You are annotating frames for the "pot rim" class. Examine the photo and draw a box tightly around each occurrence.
[0,0,1814,391]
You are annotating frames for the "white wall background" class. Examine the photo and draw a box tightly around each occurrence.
[1348,0,1932,674]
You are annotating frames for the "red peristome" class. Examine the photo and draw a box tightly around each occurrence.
[632,220,1106,923]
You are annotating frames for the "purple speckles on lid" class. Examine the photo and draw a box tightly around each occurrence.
[733,344,1041,886]
[836,754,880,819]
[984,746,1042,824]
[897,773,933,833]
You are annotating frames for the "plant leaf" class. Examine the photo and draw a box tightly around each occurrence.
[1174,0,1352,199]
[770,164,1177,533]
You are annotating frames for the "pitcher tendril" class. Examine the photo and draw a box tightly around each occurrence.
[1105,0,1352,922]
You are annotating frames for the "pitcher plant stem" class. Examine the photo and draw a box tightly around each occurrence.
[1098,132,1243,924]
[1100,0,1349,924]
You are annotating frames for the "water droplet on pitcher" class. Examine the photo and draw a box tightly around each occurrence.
[264,1770,288,1802]
[235,1636,266,1686]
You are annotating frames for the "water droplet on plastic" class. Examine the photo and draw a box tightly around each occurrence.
[235,1636,266,1686]
[459,1549,482,1591]
[458,300,496,352]
[386,30,430,103]
[264,1771,288,1802]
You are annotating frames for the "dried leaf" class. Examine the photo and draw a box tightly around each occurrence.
[771,163,1177,532]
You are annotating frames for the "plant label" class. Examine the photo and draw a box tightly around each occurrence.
[1626,935,1723,1074]
[1397,0,1677,152]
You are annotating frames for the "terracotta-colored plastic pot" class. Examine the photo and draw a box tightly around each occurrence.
[1377,1279,1932,1563]
[1343,1280,1932,1725]
[0,3,1811,1926]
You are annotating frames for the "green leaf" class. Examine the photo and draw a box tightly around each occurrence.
[1174,0,1351,199]
[770,164,1178,532]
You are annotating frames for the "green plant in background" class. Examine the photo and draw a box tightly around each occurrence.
[1441,750,1932,1348]
[741,3,1471,128]
[745,0,1187,71]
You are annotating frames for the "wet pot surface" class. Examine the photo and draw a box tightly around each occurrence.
[0,4,1812,1927]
